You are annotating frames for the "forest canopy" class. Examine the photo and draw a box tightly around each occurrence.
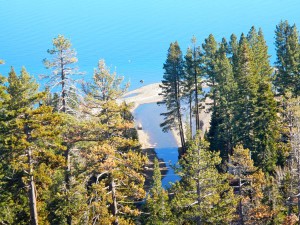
[1,20,300,224]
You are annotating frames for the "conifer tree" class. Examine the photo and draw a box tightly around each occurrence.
[43,34,83,113]
[158,41,186,152]
[88,59,129,102]
[80,60,145,225]
[183,47,195,135]
[248,27,279,171]
[229,145,274,225]
[208,39,236,163]
[43,35,85,225]
[274,21,300,96]
[144,158,172,224]
[171,136,238,224]
[0,67,64,225]
[183,37,203,134]
[229,34,239,65]
[232,34,258,151]
[202,34,218,109]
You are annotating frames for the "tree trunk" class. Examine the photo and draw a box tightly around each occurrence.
[189,93,193,137]
[196,144,201,225]
[193,46,200,132]
[296,125,300,225]
[175,75,186,152]
[28,147,39,225]
[60,54,73,225]
[65,146,72,225]
[238,177,244,225]
[24,119,39,225]
[110,175,119,225]
[61,52,66,114]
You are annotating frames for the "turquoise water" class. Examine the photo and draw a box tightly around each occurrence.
[1,1,300,89]
[134,103,180,188]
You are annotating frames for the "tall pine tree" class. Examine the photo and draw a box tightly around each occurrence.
[158,41,186,152]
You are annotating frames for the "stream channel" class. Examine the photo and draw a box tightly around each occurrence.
[133,103,180,188]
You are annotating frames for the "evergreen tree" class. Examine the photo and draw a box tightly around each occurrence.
[207,39,236,163]
[171,136,238,224]
[0,67,64,225]
[202,34,218,110]
[232,34,258,152]
[229,145,274,225]
[228,34,239,74]
[43,35,85,225]
[88,59,129,101]
[158,41,186,152]
[183,37,203,134]
[80,60,145,225]
[248,27,279,171]
[274,21,300,96]
[43,34,83,113]
[144,158,172,224]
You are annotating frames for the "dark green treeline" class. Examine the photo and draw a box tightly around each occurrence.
[156,20,300,224]
[2,20,300,225]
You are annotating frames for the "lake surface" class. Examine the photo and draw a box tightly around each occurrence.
[134,103,180,188]
[1,1,300,90]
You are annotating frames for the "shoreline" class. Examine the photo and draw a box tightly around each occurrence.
[122,83,182,147]
[121,83,211,188]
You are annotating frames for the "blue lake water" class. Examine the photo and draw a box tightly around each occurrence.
[1,1,300,90]
[134,103,180,188]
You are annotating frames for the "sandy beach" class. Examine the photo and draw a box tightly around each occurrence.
[121,83,212,148]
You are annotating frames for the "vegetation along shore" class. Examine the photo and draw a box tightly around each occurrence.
[3,20,300,224]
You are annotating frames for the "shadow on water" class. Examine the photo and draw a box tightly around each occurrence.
[155,147,180,188]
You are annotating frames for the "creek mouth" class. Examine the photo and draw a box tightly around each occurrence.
[133,103,180,188]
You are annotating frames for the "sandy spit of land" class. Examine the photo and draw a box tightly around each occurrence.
[120,83,211,189]
[121,83,164,112]
[120,82,212,148]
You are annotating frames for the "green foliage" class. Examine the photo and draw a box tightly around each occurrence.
[158,41,186,151]
[144,158,172,224]
[88,59,129,101]
[0,67,65,224]
[207,38,236,163]
[274,21,300,96]
[183,37,204,133]
[229,145,274,224]
[43,34,83,114]
[171,136,238,224]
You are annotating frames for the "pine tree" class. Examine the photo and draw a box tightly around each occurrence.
[158,41,186,152]
[274,21,300,96]
[171,136,238,224]
[43,35,85,225]
[79,60,145,225]
[229,145,274,225]
[87,59,129,101]
[232,34,258,152]
[183,47,195,136]
[144,158,172,224]
[0,67,64,225]
[202,34,218,110]
[183,37,203,134]
[248,27,279,171]
[208,39,236,163]
[228,34,239,75]
[43,34,83,113]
